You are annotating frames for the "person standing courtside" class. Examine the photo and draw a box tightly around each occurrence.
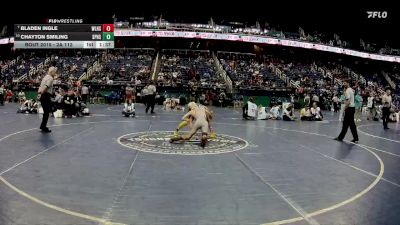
[334,80,359,143]
[146,81,157,114]
[0,84,4,106]
[81,84,89,104]
[382,88,392,130]
[38,67,56,133]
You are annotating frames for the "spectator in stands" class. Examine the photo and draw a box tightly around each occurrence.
[0,85,4,106]
[283,104,296,121]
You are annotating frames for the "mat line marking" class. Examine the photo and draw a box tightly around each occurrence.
[298,144,399,188]
[357,124,400,143]
[214,121,400,159]
[0,126,96,176]
[101,151,139,224]
[0,119,385,225]
[102,121,152,222]
[212,122,385,225]
[260,130,385,224]
[358,144,400,158]
[234,152,320,225]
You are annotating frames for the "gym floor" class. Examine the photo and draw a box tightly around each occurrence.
[0,103,399,225]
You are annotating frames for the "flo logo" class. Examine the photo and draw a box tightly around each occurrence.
[118,131,248,155]
[367,11,388,19]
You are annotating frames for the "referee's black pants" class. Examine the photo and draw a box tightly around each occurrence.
[0,94,4,106]
[382,107,390,129]
[40,93,52,130]
[145,94,155,113]
[337,107,358,141]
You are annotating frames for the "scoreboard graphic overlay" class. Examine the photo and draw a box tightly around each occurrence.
[14,24,114,49]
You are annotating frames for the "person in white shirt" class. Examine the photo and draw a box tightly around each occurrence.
[311,102,323,121]
[145,82,157,114]
[18,91,26,104]
[335,81,359,143]
[382,88,392,129]
[38,66,56,133]
[304,94,310,107]
[332,95,339,113]
[367,93,375,120]
[81,84,89,104]
[269,105,281,120]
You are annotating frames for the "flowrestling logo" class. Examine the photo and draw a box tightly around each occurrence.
[367,11,388,19]
[118,131,248,155]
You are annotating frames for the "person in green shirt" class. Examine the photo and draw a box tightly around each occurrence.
[354,91,363,122]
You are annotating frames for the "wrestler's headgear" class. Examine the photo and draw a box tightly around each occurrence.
[188,102,197,110]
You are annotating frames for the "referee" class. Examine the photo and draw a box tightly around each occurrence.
[334,80,359,143]
[38,67,56,133]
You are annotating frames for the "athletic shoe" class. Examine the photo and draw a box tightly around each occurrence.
[40,128,51,133]
[333,137,343,142]
[351,139,359,143]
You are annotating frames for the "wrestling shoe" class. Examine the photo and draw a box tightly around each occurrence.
[200,137,207,148]
[210,132,217,139]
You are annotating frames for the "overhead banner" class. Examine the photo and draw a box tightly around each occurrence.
[113,29,400,63]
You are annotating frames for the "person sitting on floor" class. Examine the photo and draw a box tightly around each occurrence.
[63,90,76,118]
[300,106,314,121]
[310,102,323,121]
[283,104,296,121]
[242,97,255,120]
[269,104,282,120]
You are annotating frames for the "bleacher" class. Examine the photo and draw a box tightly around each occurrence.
[158,50,224,88]
[99,49,154,84]
[218,53,286,89]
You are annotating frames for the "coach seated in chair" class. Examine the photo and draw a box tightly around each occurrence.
[283,104,296,121]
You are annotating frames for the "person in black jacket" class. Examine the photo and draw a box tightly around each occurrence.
[63,90,76,118]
